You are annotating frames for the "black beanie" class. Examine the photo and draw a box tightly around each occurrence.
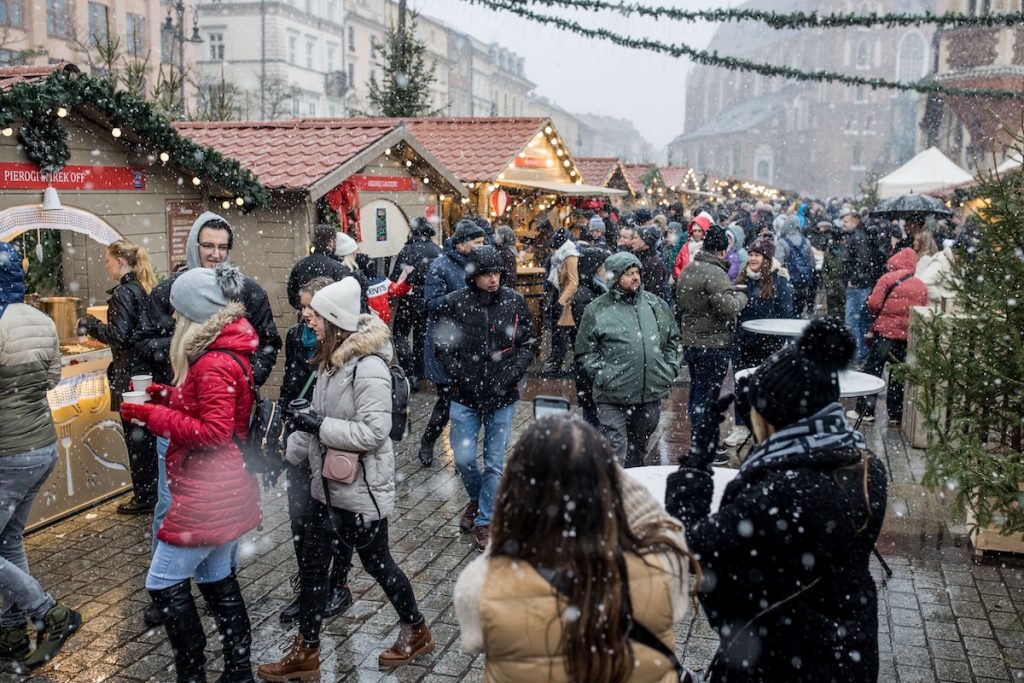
[466,245,505,284]
[453,218,486,245]
[638,225,661,247]
[633,208,653,225]
[703,224,729,252]
[749,317,855,428]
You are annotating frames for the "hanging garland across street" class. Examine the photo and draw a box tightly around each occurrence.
[0,68,269,208]
[497,0,1024,30]
[463,0,1024,100]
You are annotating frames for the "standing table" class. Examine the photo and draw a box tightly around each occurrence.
[625,466,739,513]
[735,368,886,429]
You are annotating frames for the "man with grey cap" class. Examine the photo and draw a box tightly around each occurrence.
[587,215,608,249]
[575,251,681,467]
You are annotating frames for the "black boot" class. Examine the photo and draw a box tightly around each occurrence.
[148,580,206,683]
[198,574,254,683]
[417,444,433,467]
[323,569,353,620]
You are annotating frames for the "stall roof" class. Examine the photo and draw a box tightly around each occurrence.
[0,63,74,91]
[659,166,692,190]
[621,163,661,195]
[500,179,627,197]
[173,119,466,199]
[576,157,623,186]
[876,146,974,199]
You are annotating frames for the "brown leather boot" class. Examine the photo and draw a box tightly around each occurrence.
[256,634,319,682]
[459,500,479,533]
[377,619,435,667]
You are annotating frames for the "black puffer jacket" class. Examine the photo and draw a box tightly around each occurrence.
[82,272,147,409]
[286,249,367,312]
[391,234,441,300]
[570,246,610,324]
[434,284,537,412]
[841,223,889,289]
[666,434,887,682]
[279,323,317,408]
[133,270,281,387]
[634,246,667,299]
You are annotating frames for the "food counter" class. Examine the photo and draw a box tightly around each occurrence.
[27,345,131,531]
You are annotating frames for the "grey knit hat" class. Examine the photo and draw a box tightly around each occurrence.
[170,264,245,322]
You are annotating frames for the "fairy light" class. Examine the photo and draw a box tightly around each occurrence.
[56,107,68,118]
[192,176,201,186]
[159,152,170,162]
[235,197,245,206]
[111,127,122,138]
[1,127,12,137]
[222,200,231,209]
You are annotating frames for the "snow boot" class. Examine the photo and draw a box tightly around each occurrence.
[0,624,29,660]
[198,573,254,683]
[378,619,435,667]
[256,634,319,682]
[22,602,81,670]
[148,580,206,683]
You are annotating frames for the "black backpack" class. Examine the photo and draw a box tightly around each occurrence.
[205,349,286,477]
[354,354,410,442]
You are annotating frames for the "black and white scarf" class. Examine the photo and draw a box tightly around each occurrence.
[741,402,867,472]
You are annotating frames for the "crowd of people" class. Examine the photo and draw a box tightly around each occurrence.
[0,190,967,681]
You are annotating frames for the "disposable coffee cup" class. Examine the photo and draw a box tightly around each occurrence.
[122,391,148,405]
[131,374,153,392]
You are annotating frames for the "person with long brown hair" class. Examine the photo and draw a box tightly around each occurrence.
[79,238,160,514]
[454,416,695,683]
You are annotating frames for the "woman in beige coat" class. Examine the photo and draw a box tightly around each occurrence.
[541,228,580,376]
[258,277,432,682]
[455,416,694,683]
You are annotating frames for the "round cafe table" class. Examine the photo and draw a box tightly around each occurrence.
[624,465,739,513]
[740,318,810,337]
[735,367,885,429]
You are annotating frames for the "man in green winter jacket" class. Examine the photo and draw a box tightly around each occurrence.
[575,252,681,467]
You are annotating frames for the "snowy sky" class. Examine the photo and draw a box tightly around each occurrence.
[426,0,745,152]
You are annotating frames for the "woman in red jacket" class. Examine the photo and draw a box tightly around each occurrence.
[850,247,928,426]
[121,264,262,683]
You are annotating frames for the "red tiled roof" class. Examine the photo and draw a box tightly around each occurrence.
[576,157,621,186]
[621,163,659,194]
[0,63,79,92]
[401,117,549,182]
[174,119,399,190]
[659,166,691,189]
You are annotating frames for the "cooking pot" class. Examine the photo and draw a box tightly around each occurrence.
[38,297,81,342]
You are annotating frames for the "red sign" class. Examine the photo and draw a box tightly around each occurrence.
[0,162,146,190]
[513,155,550,169]
[350,175,417,192]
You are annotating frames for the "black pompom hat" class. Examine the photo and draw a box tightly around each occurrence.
[749,317,856,428]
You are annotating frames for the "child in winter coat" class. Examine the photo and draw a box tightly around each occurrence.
[366,265,414,325]
[673,211,713,277]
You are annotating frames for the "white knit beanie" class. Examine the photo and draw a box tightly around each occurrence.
[335,232,358,257]
[311,277,361,332]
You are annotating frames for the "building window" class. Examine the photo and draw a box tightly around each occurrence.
[852,142,863,168]
[208,32,224,60]
[306,38,315,68]
[856,85,867,103]
[348,26,354,51]
[897,32,926,82]
[326,44,337,72]
[348,62,354,87]
[0,0,24,28]
[291,96,300,115]
[0,49,19,64]
[126,14,145,57]
[856,40,869,68]
[88,2,108,45]
[288,34,298,64]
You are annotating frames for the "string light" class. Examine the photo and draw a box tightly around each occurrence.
[1,127,11,137]
[56,107,68,117]
[222,200,231,209]
[159,152,170,162]
[192,176,201,186]
[235,197,245,206]
[111,127,122,138]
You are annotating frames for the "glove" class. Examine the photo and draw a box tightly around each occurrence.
[76,315,99,336]
[734,374,752,424]
[289,410,323,435]
[686,394,734,472]
[120,401,155,426]
[145,383,173,405]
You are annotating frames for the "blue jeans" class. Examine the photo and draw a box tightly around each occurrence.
[449,401,515,528]
[0,443,58,628]
[146,540,238,590]
[151,437,240,570]
[684,346,732,443]
[845,288,872,364]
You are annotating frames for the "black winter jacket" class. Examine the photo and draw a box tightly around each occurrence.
[133,270,281,387]
[434,284,537,412]
[279,323,317,408]
[570,246,610,324]
[390,235,441,300]
[841,224,889,289]
[634,246,667,300]
[666,442,887,682]
[286,250,367,311]
[83,272,147,409]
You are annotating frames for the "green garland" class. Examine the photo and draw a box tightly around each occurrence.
[464,0,1023,100]
[0,69,269,209]
[503,0,1024,30]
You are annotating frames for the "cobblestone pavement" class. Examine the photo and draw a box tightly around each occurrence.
[4,379,1024,682]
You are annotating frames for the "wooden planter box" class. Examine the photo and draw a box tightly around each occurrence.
[965,505,1024,556]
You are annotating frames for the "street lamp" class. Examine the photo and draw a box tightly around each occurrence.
[161,0,203,116]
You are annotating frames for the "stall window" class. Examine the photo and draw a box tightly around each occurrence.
[126,13,145,57]
[47,0,70,38]
[0,0,24,28]
[88,2,109,46]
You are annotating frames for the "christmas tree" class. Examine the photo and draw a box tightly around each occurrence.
[903,131,1024,537]
[365,9,439,117]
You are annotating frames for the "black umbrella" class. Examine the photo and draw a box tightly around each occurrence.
[870,193,952,219]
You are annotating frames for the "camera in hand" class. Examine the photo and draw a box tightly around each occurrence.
[287,399,311,416]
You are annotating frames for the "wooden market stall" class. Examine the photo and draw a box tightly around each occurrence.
[0,64,270,529]
[621,163,665,210]
[576,157,634,210]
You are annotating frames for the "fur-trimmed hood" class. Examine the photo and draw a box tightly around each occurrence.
[185,302,257,361]
[330,313,393,368]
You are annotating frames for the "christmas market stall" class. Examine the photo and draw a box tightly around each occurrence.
[175,118,466,329]
[0,64,269,529]
[576,157,633,209]
[621,163,666,210]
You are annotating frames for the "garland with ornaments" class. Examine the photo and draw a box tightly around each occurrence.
[463,0,1024,100]
[495,0,1024,30]
[0,68,269,209]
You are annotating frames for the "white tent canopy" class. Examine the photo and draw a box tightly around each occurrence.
[997,152,1022,174]
[876,147,974,199]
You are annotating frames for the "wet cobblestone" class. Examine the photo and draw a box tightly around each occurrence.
[3,383,1024,682]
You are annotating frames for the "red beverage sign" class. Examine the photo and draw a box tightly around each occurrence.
[513,155,550,169]
[350,175,417,192]
[0,162,146,190]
